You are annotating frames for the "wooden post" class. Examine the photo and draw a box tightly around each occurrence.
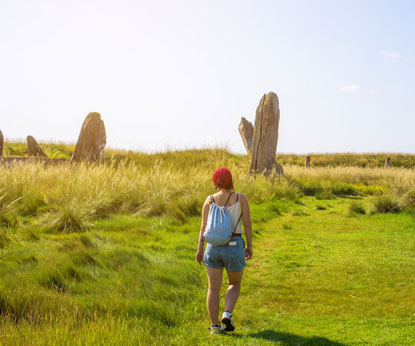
[249,92,283,175]
[0,130,3,157]
[27,136,48,157]
[384,156,391,169]
[71,112,106,163]
[238,117,254,155]
[305,156,311,168]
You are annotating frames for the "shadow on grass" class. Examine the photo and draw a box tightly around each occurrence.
[340,196,363,200]
[226,330,347,345]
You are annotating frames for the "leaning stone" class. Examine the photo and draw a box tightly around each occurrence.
[249,92,283,175]
[71,112,106,163]
[238,117,254,154]
[27,136,48,157]
[0,130,3,157]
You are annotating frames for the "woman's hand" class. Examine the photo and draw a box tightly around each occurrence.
[196,248,204,265]
[245,246,253,260]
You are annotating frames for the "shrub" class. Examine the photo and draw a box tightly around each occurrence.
[315,191,336,200]
[330,182,359,196]
[372,195,402,213]
[349,201,366,215]
[297,180,323,196]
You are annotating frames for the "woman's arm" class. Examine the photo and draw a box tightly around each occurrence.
[196,196,211,264]
[240,194,253,260]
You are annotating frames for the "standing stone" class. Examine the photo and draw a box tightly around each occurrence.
[384,156,391,169]
[71,112,106,163]
[27,136,48,157]
[305,156,311,168]
[238,117,254,155]
[0,130,3,157]
[249,92,283,175]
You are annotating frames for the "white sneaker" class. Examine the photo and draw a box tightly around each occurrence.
[209,324,224,335]
[221,311,235,331]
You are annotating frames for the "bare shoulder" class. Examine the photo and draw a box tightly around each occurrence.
[203,195,213,207]
[238,193,249,205]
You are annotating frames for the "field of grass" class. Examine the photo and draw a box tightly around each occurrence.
[278,153,415,168]
[1,143,415,345]
[3,140,415,168]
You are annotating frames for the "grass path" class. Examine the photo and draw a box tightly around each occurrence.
[174,198,415,345]
[1,197,415,345]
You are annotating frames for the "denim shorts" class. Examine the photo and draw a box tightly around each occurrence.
[204,236,246,272]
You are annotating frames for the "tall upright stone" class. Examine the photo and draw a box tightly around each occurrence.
[249,92,283,175]
[305,156,311,168]
[238,117,254,155]
[384,156,391,169]
[27,136,48,157]
[71,112,106,163]
[0,130,3,157]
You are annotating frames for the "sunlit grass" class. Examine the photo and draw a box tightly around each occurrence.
[1,144,415,344]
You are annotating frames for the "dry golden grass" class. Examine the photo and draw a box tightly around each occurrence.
[2,149,415,232]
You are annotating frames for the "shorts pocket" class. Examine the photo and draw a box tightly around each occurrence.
[228,245,239,259]
[228,238,244,259]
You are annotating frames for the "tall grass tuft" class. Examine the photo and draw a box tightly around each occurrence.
[44,204,92,232]
[372,195,402,213]
[349,201,366,215]
[0,231,10,248]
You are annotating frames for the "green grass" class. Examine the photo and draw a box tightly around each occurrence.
[1,144,415,345]
[1,197,415,345]
[277,152,415,168]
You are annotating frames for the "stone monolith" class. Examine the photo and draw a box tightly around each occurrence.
[249,92,283,175]
[384,156,391,169]
[27,136,48,157]
[238,117,254,155]
[305,156,311,168]
[71,112,106,163]
[0,130,3,157]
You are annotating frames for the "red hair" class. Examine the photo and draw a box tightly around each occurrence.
[212,168,233,189]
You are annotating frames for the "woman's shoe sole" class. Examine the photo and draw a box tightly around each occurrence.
[221,317,235,332]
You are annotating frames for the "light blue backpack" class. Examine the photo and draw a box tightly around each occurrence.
[204,193,237,246]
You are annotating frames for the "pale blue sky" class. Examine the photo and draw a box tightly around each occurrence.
[1,0,414,153]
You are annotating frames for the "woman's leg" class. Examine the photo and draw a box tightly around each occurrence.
[206,266,223,325]
[224,270,244,313]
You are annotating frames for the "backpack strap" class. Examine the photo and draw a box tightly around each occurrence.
[233,213,242,233]
[224,192,233,206]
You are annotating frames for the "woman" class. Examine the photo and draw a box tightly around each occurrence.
[196,167,253,334]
